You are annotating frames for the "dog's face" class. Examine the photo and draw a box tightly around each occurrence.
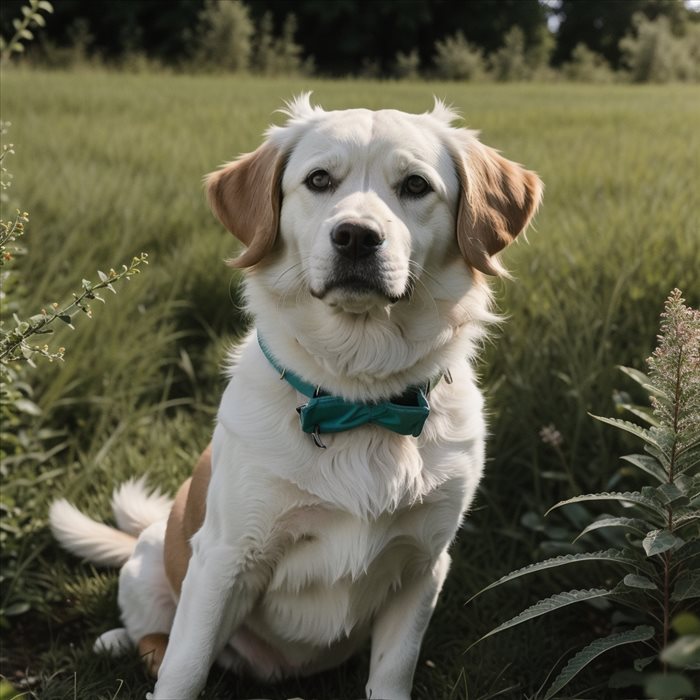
[208,96,542,316]
[278,108,459,313]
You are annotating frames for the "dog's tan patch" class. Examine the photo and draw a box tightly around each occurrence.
[138,633,169,678]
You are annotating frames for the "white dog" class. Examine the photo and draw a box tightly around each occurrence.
[50,95,541,700]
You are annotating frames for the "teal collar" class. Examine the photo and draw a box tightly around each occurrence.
[258,335,434,446]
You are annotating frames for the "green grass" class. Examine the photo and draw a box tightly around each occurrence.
[1,70,699,699]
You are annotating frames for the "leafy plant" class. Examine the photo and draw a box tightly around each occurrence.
[393,49,421,80]
[620,13,700,83]
[0,249,148,367]
[469,289,700,698]
[192,0,254,73]
[0,133,148,628]
[562,43,615,83]
[490,26,530,81]
[433,31,485,81]
[0,0,53,64]
[0,3,150,629]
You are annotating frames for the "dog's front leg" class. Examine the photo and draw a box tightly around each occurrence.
[149,540,256,700]
[365,550,451,700]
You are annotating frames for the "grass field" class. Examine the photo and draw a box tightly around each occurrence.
[1,70,699,699]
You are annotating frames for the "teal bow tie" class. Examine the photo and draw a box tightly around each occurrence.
[258,336,432,444]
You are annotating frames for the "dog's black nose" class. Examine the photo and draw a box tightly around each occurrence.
[330,223,384,260]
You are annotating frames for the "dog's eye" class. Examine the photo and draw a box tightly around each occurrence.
[306,169,332,192]
[401,175,431,198]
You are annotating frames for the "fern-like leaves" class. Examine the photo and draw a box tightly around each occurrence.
[544,626,655,699]
[469,588,612,650]
[466,550,639,604]
[546,490,667,518]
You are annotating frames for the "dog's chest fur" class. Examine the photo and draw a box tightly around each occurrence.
[253,504,433,647]
[206,334,485,655]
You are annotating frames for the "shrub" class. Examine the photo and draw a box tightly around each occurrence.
[433,31,485,81]
[620,13,699,83]
[470,289,700,698]
[193,0,254,73]
[563,43,615,83]
[526,24,555,80]
[252,11,307,76]
[393,49,420,80]
[490,26,530,81]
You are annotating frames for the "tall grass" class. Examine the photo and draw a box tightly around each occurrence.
[1,70,698,698]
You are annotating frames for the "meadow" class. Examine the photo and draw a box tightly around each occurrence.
[1,70,698,699]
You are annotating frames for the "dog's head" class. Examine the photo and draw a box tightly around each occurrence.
[207,95,542,316]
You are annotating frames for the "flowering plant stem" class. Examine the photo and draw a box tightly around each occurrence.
[0,253,148,366]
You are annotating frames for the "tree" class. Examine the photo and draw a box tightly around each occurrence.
[246,0,548,76]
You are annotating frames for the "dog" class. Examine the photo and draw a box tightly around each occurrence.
[50,95,542,700]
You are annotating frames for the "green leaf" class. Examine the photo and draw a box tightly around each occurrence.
[13,398,41,416]
[592,415,666,454]
[57,313,73,327]
[97,269,108,282]
[618,365,662,396]
[544,625,655,700]
[644,672,697,700]
[671,570,700,602]
[547,491,666,518]
[672,613,700,636]
[623,573,657,590]
[466,550,635,603]
[643,529,684,557]
[634,655,656,671]
[661,635,700,670]
[38,0,54,12]
[621,453,667,483]
[31,12,45,26]
[620,403,660,426]
[675,539,700,563]
[469,588,612,649]
[656,482,689,507]
[676,446,700,477]
[2,601,29,616]
[574,516,651,543]
[676,474,699,497]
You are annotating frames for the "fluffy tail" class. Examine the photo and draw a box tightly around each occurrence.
[49,476,173,567]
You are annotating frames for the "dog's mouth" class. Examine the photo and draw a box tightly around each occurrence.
[311,272,405,306]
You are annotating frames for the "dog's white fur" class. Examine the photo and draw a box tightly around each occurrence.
[50,95,542,700]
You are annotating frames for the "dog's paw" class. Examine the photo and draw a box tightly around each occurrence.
[94,627,133,655]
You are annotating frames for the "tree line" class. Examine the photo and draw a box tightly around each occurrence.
[1,0,699,82]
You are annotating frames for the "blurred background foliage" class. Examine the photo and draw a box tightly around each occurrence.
[0,0,699,81]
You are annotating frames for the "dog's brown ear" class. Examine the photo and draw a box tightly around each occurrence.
[454,143,542,276]
[206,142,285,268]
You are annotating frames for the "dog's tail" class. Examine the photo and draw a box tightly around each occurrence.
[49,476,173,567]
